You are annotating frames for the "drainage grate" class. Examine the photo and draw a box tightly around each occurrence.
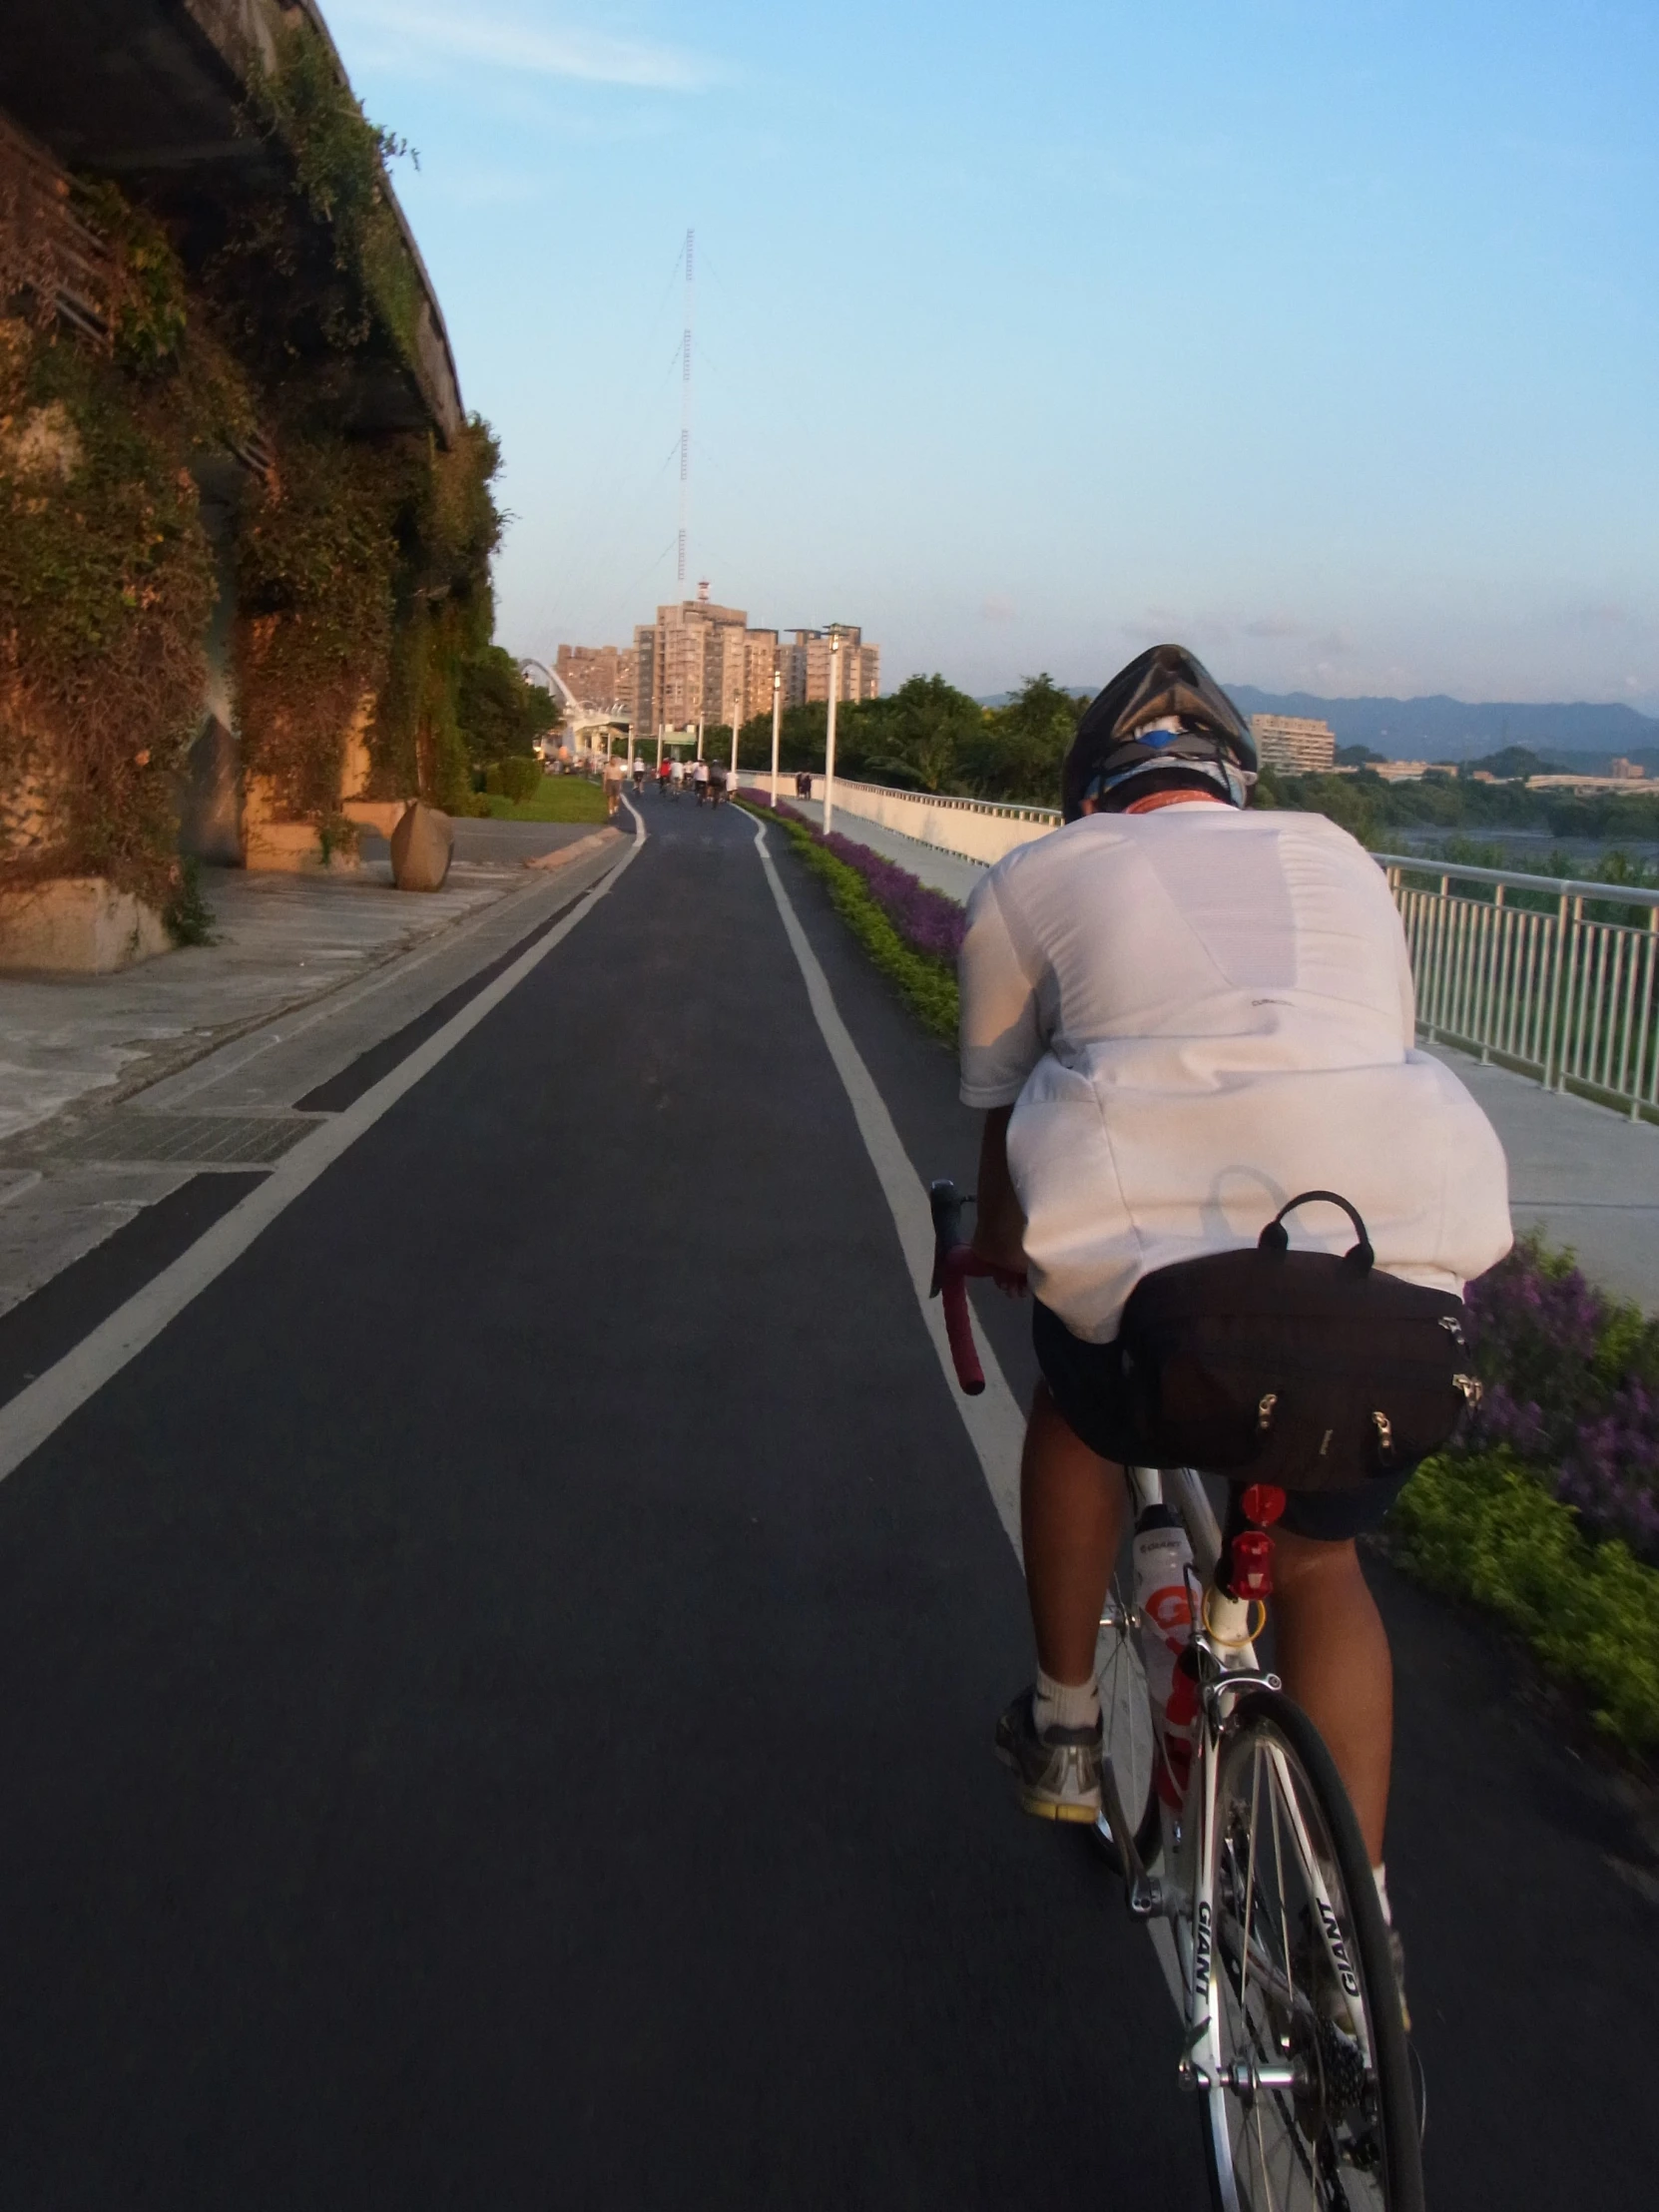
[2,1112,324,1169]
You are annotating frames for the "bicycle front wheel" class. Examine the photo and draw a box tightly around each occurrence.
[1201,1688,1422,2212]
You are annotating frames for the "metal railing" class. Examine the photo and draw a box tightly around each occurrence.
[1379,853,1659,1121]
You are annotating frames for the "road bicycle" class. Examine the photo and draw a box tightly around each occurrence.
[930,1181,1424,2212]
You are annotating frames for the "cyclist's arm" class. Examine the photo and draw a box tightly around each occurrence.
[973,1106,1027,1272]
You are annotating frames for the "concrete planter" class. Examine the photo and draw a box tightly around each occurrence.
[0,877,170,973]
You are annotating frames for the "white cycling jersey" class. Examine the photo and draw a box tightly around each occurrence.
[958,803,1512,1343]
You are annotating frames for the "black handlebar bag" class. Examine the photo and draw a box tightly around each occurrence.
[1113,1192,1482,1491]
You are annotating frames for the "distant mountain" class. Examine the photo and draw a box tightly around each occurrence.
[1224,687,1659,762]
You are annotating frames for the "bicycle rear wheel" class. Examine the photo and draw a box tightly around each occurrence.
[1202,1688,1422,2212]
[1090,1574,1162,1879]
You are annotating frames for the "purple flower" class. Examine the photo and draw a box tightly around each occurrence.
[1463,1239,1659,1562]
[740,790,966,963]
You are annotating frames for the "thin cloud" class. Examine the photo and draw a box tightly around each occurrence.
[331,4,721,91]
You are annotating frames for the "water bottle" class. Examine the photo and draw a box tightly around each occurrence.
[1132,1504,1196,1811]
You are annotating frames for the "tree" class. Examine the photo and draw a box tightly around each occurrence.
[1459,746,1556,782]
[853,674,985,793]
[457,645,560,766]
[967,674,1085,804]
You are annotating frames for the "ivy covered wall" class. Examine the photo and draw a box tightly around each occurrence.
[0,9,506,910]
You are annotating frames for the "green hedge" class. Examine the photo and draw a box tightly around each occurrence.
[1389,1450,1659,1753]
[742,802,960,1041]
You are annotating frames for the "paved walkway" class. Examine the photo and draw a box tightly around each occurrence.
[0,800,1647,2205]
[1431,1045,1659,1308]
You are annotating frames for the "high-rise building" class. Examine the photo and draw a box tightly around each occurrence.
[778,627,881,709]
[568,592,881,738]
[625,591,879,735]
[554,644,636,716]
[1250,714,1337,776]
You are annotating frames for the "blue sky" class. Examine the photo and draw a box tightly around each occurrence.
[326,1,1659,706]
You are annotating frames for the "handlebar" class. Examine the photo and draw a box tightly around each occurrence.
[928,1179,1025,1395]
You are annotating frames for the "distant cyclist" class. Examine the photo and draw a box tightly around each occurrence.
[669,757,685,798]
[960,643,1511,1971]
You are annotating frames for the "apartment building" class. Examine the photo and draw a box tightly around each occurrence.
[628,593,880,734]
[1250,714,1337,776]
[554,644,636,716]
[778,628,882,709]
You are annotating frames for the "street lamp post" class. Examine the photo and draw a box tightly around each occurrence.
[770,669,783,807]
[823,631,842,835]
[729,698,740,792]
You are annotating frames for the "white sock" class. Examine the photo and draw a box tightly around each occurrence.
[1373,1863,1392,1926]
[1034,1667,1100,1736]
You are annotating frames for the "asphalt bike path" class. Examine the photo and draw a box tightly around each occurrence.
[0,800,1201,2206]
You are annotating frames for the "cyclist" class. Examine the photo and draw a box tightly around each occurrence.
[961,643,1511,1949]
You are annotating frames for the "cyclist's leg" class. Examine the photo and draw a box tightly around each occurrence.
[1269,1527,1392,1866]
[1019,1380,1127,1686]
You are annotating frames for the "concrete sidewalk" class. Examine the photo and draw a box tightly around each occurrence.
[0,823,622,1318]
[1431,1043,1659,1309]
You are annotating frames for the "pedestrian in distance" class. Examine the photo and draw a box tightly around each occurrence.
[602,757,624,818]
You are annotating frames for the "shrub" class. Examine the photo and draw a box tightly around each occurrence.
[737,794,959,1041]
[1389,1451,1659,1753]
[489,754,542,804]
[1465,1236,1659,1559]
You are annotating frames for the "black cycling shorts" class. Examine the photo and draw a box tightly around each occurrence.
[1031,1299,1411,1543]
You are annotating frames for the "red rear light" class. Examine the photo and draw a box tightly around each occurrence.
[1228,1530,1275,1600]
[1241,1483,1287,1527]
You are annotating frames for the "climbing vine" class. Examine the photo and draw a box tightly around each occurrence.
[230,19,424,376]
[1,22,506,909]
[0,293,220,905]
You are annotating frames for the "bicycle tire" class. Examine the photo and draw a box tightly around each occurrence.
[1089,1573,1163,1880]
[1200,1687,1423,2212]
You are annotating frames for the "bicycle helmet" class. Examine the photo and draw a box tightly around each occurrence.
[1061,644,1257,823]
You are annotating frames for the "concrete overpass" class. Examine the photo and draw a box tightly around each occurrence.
[0,0,462,444]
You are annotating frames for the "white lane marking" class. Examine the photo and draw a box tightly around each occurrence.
[745,811,1026,1556]
[0,829,645,1484]
[748,810,1187,2011]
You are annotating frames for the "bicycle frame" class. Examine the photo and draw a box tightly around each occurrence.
[1109,1467,1379,2115]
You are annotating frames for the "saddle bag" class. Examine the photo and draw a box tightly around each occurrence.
[1114,1192,1482,1490]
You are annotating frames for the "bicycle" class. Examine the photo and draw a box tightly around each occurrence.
[929,1180,1424,2212]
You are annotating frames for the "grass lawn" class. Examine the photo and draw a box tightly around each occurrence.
[474,777,609,825]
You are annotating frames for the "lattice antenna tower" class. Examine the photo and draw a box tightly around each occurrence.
[677,228,695,588]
